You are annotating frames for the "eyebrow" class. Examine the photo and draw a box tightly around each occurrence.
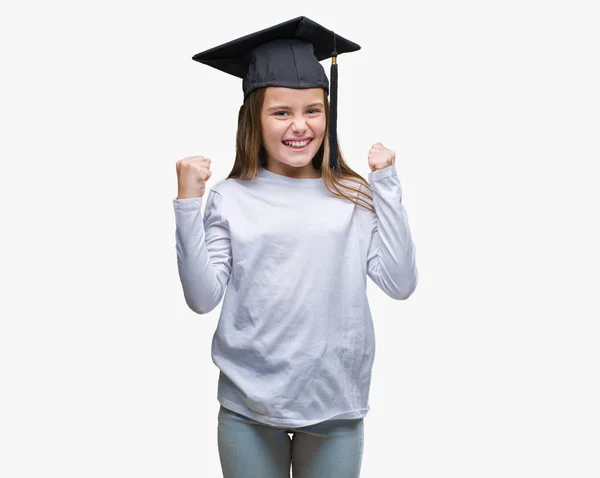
[266,102,324,112]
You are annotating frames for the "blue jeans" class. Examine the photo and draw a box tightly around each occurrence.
[217,405,365,478]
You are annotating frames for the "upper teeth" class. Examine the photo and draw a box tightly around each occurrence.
[284,140,310,147]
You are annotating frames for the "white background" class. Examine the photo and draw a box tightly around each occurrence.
[1,0,599,476]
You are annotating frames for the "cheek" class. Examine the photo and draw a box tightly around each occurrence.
[311,116,327,138]
[263,120,285,142]
[261,122,289,155]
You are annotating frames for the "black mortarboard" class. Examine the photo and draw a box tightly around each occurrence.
[192,16,361,171]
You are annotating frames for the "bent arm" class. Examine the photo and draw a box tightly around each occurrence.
[367,165,418,300]
[173,190,232,314]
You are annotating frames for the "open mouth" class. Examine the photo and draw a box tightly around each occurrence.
[282,139,312,151]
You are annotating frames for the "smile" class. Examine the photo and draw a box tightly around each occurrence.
[282,139,312,151]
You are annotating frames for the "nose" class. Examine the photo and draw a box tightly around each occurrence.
[291,114,307,134]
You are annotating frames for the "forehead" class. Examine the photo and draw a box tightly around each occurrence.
[263,87,324,105]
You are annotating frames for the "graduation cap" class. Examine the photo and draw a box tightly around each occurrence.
[192,16,361,171]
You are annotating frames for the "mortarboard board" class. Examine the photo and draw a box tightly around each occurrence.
[192,16,361,171]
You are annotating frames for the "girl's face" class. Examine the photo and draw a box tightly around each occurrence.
[260,87,326,177]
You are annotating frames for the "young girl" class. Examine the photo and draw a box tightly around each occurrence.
[173,16,418,478]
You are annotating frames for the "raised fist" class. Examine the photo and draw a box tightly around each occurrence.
[175,156,212,199]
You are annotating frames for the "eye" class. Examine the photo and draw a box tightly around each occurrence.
[274,111,289,117]
[307,108,320,115]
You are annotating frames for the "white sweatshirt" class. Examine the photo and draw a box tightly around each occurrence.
[172,164,418,428]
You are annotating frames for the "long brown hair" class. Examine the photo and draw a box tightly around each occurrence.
[225,87,376,213]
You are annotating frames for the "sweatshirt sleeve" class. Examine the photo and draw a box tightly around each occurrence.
[172,190,232,314]
[366,165,418,300]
